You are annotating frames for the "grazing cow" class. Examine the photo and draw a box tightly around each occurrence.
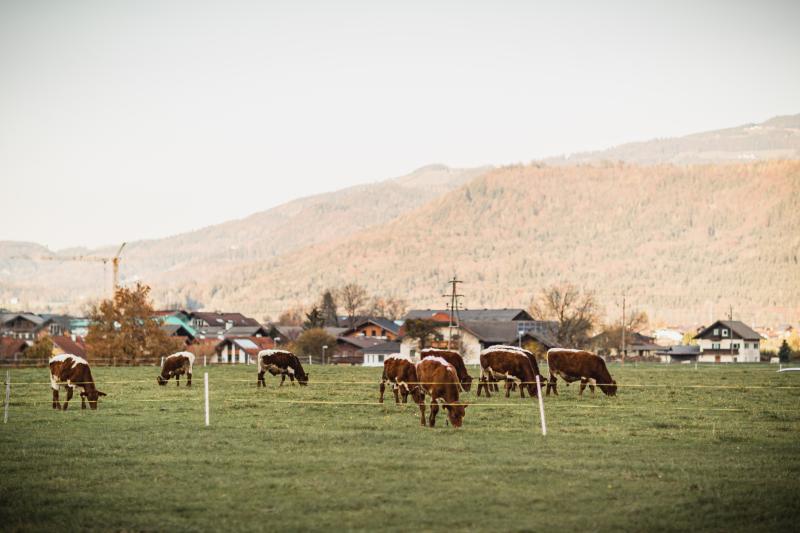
[257,350,309,387]
[49,354,106,410]
[415,357,467,427]
[420,348,473,392]
[546,348,617,396]
[380,356,423,404]
[477,345,545,398]
[157,351,195,387]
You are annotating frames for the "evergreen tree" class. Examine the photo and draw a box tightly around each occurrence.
[778,339,791,363]
[320,290,339,327]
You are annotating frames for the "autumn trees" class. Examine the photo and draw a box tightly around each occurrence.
[86,283,181,364]
[276,284,407,328]
[529,283,599,349]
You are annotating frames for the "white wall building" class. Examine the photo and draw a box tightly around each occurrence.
[693,320,761,363]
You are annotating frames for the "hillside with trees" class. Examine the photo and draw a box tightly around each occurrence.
[184,160,800,324]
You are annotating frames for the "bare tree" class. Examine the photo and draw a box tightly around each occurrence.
[339,283,367,328]
[594,310,649,355]
[529,283,599,348]
[365,295,408,321]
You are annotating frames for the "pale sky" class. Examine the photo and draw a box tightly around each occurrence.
[1,0,798,250]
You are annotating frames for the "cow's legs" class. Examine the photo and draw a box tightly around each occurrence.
[519,379,526,398]
[428,399,439,427]
[392,383,401,404]
[547,373,558,396]
[176,374,180,387]
[52,388,60,410]
[257,370,265,387]
[401,384,410,404]
[579,378,589,396]
[379,380,386,403]
[64,386,74,411]
[186,372,192,387]
[418,398,427,426]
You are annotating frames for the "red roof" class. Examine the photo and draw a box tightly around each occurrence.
[0,338,29,360]
[51,336,87,358]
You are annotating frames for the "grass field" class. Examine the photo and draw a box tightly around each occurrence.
[1,362,799,532]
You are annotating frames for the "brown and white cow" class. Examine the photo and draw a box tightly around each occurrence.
[257,350,309,387]
[49,354,106,410]
[157,351,195,387]
[415,357,467,428]
[380,356,423,404]
[477,345,546,398]
[420,348,473,392]
[546,348,617,396]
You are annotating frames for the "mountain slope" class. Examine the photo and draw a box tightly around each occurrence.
[545,114,800,165]
[184,160,800,324]
[0,164,490,308]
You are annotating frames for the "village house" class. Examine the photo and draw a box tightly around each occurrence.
[693,320,761,363]
[0,313,53,340]
[0,337,29,362]
[332,336,385,365]
[400,308,558,365]
[362,341,402,367]
[657,345,701,364]
[340,317,401,341]
[213,337,275,364]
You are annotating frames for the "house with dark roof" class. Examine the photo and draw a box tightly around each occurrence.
[589,331,662,359]
[693,320,761,363]
[341,317,401,341]
[405,308,534,322]
[214,337,275,364]
[189,312,261,330]
[399,318,558,365]
[223,325,271,338]
[362,341,402,366]
[333,336,385,365]
[656,345,700,364]
[0,313,52,340]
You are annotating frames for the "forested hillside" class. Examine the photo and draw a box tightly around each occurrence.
[180,161,800,324]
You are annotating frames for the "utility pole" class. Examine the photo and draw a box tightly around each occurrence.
[621,292,626,365]
[442,276,464,352]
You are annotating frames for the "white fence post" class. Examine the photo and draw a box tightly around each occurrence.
[204,372,210,427]
[203,355,207,367]
[160,356,164,368]
[535,375,547,436]
[3,370,10,424]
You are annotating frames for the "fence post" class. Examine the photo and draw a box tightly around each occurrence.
[204,372,210,427]
[160,356,164,368]
[535,375,547,436]
[3,370,10,424]
[204,355,207,367]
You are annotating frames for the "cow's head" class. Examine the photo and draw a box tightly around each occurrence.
[600,379,618,396]
[444,403,467,428]
[81,389,106,410]
[156,373,169,386]
[461,375,473,392]
[298,372,309,386]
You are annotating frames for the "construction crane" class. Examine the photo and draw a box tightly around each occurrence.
[15,242,127,297]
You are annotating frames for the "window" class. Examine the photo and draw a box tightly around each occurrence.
[713,328,719,335]
[721,329,729,337]
[712,343,720,349]
[732,343,740,350]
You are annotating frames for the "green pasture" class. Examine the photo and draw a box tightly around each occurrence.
[1,363,798,532]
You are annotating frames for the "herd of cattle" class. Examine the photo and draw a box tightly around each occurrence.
[47,345,617,428]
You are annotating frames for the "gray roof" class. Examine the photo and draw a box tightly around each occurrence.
[347,317,400,335]
[363,341,401,354]
[0,313,48,327]
[695,320,760,341]
[336,337,385,349]
[224,325,269,337]
[657,345,700,356]
[461,320,559,348]
[405,308,533,322]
